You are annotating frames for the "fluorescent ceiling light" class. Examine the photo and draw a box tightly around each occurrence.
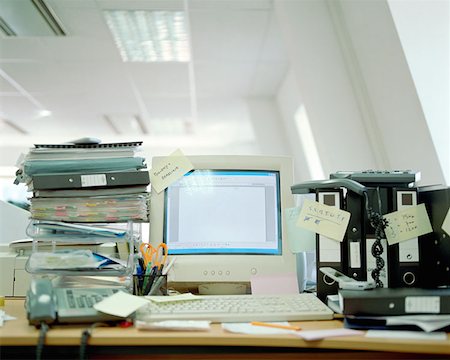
[38,109,52,117]
[104,10,190,62]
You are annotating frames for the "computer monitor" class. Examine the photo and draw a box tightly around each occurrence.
[149,155,296,294]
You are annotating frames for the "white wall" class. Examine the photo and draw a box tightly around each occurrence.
[274,0,445,186]
[388,0,450,184]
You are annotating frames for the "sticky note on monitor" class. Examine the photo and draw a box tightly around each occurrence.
[150,149,194,193]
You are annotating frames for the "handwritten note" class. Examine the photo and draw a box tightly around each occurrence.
[285,207,316,252]
[383,203,432,245]
[296,199,350,242]
[150,149,194,193]
[93,291,149,318]
[442,207,450,236]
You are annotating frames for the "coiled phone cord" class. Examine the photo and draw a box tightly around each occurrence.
[364,188,389,288]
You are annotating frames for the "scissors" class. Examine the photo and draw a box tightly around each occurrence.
[139,242,168,270]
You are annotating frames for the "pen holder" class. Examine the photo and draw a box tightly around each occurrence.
[133,273,167,296]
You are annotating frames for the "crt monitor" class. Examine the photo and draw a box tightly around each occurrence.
[149,155,295,293]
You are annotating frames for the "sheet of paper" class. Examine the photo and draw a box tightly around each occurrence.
[285,207,316,252]
[222,322,296,335]
[93,291,149,318]
[146,293,199,303]
[442,207,450,236]
[366,330,447,341]
[296,199,350,242]
[150,149,194,193]
[294,328,364,341]
[250,273,299,295]
[0,310,17,327]
[135,320,211,331]
[383,204,433,245]
[385,314,450,333]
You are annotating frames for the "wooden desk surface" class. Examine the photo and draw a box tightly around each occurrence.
[1,298,449,358]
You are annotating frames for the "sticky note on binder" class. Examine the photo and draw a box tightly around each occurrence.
[296,199,350,242]
[150,149,194,193]
[384,203,433,245]
[442,207,450,236]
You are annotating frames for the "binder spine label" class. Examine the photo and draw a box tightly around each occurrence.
[81,174,107,187]
[396,190,419,262]
[405,296,440,313]
[349,242,361,268]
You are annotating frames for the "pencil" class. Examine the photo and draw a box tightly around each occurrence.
[250,321,301,331]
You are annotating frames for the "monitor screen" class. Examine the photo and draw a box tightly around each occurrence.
[165,170,281,255]
[149,155,295,294]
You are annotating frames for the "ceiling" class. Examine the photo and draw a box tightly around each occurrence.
[0,0,289,139]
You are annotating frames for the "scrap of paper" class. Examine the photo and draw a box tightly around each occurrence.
[294,328,364,341]
[285,207,316,252]
[150,149,194,193]
[250,273,299,295]
[365,330,447,341]
[442,207,450,236]
[146,293,200,303]
[383,204,433,245]
[93,291,149,318]
[222,322,296,335]
[296,199,350,242]
[135,320,211,331]
[0,310,16,327]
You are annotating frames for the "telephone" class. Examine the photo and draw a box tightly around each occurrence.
[26,278,126,325]
[291,170,425,301]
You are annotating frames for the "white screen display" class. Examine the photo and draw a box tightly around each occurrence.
[164,170,281,254]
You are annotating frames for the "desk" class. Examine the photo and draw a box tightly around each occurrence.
[1,298,449,359]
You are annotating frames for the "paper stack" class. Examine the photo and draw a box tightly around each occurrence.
[15,140,150,222]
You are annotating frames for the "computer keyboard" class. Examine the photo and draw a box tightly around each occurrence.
[137,293,333,323]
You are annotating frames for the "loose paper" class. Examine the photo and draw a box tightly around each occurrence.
[93,291,149,318]
[442,207,450,236]
[285,207,315,252]
[150,149,194,193]
[296,199,350,242]
[222,322,296,335]
[294,328,364,341]
[365,330,447,341]
[146,293,200,303]
[383,204,433,245]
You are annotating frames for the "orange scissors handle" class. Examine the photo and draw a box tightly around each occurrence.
[139,243,153,267]
[153,242,168,270]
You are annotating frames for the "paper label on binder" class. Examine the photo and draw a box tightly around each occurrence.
[296,199,350,242]
[150,149,194,193]
[81,174,107,187]
[384,203,432,245]
[442,207,450,236]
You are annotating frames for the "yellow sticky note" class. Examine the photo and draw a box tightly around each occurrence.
[384,203,433,245]
[442,207,450,236]
[296,199,350,242]
[150,149,194,193]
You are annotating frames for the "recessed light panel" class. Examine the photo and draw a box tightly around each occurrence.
[104,10,190,62]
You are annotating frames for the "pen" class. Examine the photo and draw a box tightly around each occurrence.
[250,321,301,331]
[161,257,177,276]
[148,275,166,296]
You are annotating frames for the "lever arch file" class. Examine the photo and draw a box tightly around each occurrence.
[31,170,150,190]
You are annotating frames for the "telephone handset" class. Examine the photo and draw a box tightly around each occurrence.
[291,178,367,196]
[26,278,57,325]
[26,278,126,325]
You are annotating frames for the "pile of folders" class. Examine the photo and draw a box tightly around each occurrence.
[15,140,150,223]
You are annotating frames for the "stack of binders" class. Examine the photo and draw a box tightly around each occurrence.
[15,140,150,222]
